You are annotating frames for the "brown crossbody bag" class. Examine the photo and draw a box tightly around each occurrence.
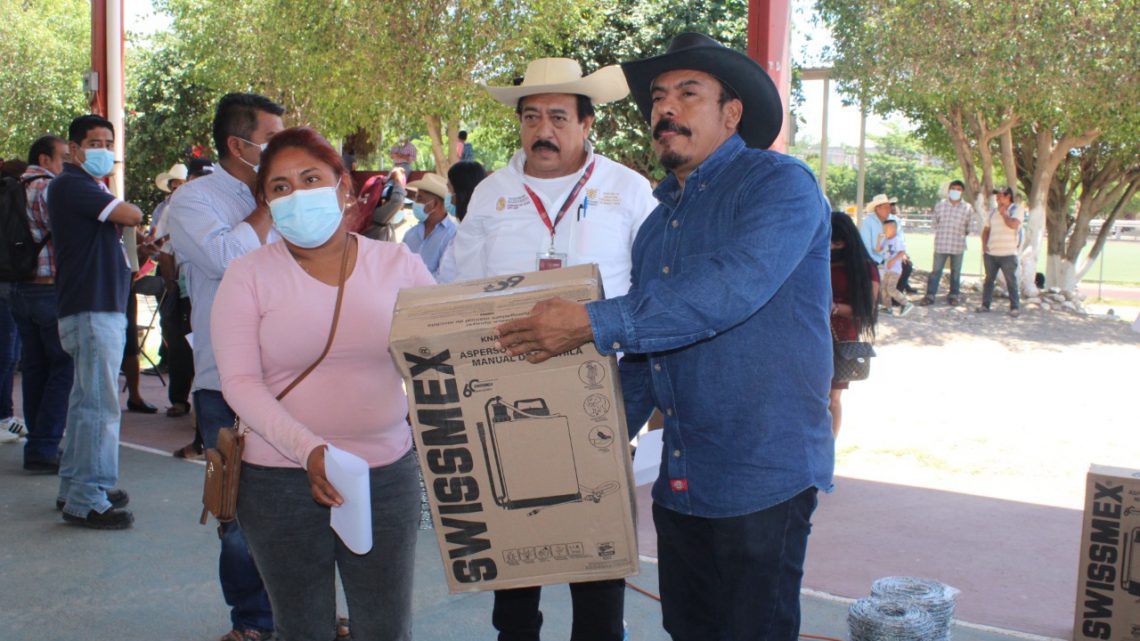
[200,237,352,525]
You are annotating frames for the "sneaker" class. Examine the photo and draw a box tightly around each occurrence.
[62,507,134,530]
[57,488,129,511]
[899,302,914,317]
[975,305,991,313]
[918,297,935,307]
[0,417,27,443]
[947,296,960,307]
[1010,308,1021,318]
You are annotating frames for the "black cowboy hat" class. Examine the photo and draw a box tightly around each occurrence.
[621,32,783,150]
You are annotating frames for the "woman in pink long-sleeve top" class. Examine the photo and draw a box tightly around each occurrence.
[212,127,433,641]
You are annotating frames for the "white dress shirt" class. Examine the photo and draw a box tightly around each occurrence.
[440,145,655,298]
[166,164,278,392]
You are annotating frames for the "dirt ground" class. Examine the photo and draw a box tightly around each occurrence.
[835,272,1140,510]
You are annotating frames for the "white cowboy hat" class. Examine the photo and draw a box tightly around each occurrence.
[407,173,449,201]
[155,163,188,193]
[482,58,629,107]
[865,193,893,213]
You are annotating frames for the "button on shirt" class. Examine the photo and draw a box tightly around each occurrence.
[442,145,655,297]
[403,215,457,278]
[166,164,278,392]
[931,198,975,255]
[586,135,835,518]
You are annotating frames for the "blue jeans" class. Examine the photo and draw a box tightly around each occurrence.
[653,488,818,641]
[9,284,73,464]
[0,286,19,419]
[193,389,274,634]
[238,451,420,641]
[982,254,1021,310]
[926,252,964,299]
[57,311,126,516]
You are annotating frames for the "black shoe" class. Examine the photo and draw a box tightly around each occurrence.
[24,458,60,474]
[947,296,960,307]
[918,297,935,307]
[57,488,130,511]
[126,399,158,414]
[62,507,134,530]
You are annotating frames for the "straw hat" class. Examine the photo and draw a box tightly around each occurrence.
[482,58,629,107]
[407,173,449,201]
[865,193,893,213]
[155,163,188,192]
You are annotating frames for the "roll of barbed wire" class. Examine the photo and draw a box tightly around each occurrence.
[871,576,960,641]
[848,597,935,641]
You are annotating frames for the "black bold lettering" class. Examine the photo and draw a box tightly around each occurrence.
[1081,620,1110,640]
[1086,561,1116,584]
[442,518,493,558]
[426,447,473,475]
[1093,482,1123,504]
[452,558,498,583]
[434,477,480,503]
[413,378,460,405]
[1089,518,1120,546]
[1093,500,1122,519]
[420,408,467,446]
[1089,543,1118,565]
[405,350,454,377]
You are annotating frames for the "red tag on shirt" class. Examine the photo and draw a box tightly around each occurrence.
[670,479,689,492]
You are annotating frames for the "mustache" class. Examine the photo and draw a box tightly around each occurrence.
[530,139,560,153]
[653,119,692,140]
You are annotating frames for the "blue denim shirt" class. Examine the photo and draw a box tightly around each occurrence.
[587,135,835,518]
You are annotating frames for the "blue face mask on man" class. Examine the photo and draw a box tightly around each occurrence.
[411,202,429,223]
[444,193,456,217]
[948,189,962,201]
[81,148,115,178]
[268,180,344,248]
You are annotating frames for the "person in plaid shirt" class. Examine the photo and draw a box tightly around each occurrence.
[920,180,975,306]
[6,135,74,472]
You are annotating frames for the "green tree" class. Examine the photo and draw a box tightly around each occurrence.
[124,34,220,215]
[818,0,1140,293]
[0,0,89,160]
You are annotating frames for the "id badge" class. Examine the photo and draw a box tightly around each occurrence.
[536,250,567,271]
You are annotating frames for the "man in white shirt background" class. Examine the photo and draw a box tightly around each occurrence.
[976,185,1022,317]
[443,57,656,641]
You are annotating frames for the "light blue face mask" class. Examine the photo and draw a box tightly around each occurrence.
[444,193,456,217]
[948,189,962,201]
[268,181,344,249]
[411,202,429,223]
[81,148,115,178]
[237,137,268,174]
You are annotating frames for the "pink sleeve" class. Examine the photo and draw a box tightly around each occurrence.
[211,257,327,468]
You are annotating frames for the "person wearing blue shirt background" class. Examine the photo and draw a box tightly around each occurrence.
[496,33,834,641]
[403,172,456,279]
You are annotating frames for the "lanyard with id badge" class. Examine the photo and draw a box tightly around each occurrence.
[522,159,596,271]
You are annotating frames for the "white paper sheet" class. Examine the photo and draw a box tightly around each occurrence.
[324,445,373,554]
[632,429,664,487]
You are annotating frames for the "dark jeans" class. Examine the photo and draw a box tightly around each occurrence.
[653,488,818,641]
[8,284,73,464]
[238,451,420,641]
[159,289,193,406]
[897,260,913,293]
[0,290,18,419]
[982,254,1020,310]
[492,579,626,641]
[193,389,273,634]
[925,252,964,299]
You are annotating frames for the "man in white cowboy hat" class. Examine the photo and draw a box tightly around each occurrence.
[495,33,833,640]
[444,56,655,641]
[403,172,456,277]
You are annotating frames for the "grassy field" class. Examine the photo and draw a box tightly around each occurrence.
[901,233,1140,285]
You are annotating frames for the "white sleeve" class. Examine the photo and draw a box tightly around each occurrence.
[450,184,494,282]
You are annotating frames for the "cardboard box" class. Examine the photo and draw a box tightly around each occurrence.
[389,264,639,593]
[1074,464,1140,639]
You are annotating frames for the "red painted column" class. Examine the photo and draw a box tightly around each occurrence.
[747,0,792,152]
[89,0,107,116]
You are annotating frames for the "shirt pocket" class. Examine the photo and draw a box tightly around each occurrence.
[572,206,629,262]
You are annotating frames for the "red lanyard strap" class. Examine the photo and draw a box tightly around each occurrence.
[522,159,597,238]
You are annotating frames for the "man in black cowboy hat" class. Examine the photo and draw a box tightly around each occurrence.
[496,33,834,640]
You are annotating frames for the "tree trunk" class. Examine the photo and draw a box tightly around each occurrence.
[937,108,981,203]
[999,129,1018,191]
[1074,177,1140,284]
[424,114,447,174]
[1019,126,1099,296]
